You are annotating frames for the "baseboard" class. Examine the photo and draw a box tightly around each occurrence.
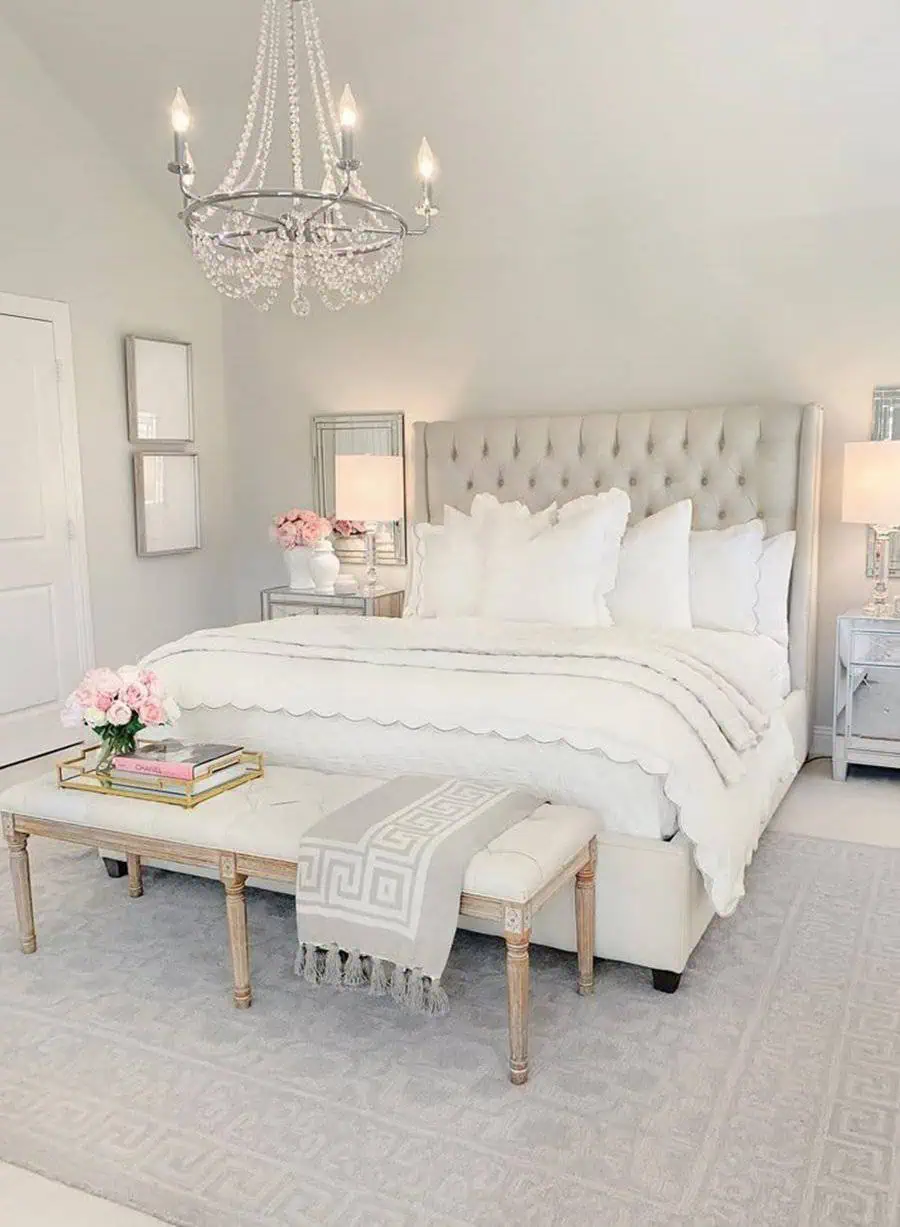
[811,725,832,760]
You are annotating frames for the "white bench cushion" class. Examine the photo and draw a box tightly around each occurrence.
[1,767,597,904]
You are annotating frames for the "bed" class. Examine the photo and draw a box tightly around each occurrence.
[137,402,823,989]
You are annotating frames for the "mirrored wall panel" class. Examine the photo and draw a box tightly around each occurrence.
[312,412,406,564]
[868,386,900,577]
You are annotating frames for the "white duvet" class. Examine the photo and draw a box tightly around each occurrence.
[143,618,798,916]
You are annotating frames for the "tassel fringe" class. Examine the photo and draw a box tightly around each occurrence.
[295,942,450,1016]
[369,957,389,996]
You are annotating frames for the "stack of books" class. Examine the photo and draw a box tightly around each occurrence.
[106,740,247,798]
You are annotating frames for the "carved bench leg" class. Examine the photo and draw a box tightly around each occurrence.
[504,904,531,1085]
[575,838,596,996]
[220,854,251,1009]
[126,854,143,899]
[3,814,36,955]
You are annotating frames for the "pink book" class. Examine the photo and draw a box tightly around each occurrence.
[111,740,242,781]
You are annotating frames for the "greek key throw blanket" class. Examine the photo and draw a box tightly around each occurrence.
[295,776,541,1015]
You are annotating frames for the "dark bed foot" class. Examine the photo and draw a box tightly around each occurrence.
[652,969,682,994]
[103,857,128,879]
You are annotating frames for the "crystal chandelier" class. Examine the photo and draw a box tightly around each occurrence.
[167,0,438,316]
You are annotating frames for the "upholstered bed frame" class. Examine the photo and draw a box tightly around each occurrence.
[413,403,823,984]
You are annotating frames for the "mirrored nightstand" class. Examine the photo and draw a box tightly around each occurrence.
[260,585,404,620]
[833,610,900,780]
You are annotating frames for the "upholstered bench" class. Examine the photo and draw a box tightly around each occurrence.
[1,766,597,1083]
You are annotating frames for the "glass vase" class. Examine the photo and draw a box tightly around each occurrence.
[95,731,139,776]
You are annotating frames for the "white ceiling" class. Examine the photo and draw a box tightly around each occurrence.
[5,0,900,236]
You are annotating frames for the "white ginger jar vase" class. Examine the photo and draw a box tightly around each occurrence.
[285,546,315,591]
[308,540,341,592]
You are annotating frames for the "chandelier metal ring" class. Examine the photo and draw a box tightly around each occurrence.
[168,0,437,316]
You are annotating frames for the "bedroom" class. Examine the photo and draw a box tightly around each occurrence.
[1,2,900,1225]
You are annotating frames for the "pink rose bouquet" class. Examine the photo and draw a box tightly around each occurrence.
[62,665,180,773]
[329,517,366,538]
[271,508,332,550]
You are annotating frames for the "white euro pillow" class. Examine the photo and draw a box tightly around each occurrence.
[690,519,764,633]
[755,530,796,646]
[481,488,630,626]
[404,494,557,618]
[607,500,693,631]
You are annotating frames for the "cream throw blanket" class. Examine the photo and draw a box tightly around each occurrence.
[294,776,541,1014]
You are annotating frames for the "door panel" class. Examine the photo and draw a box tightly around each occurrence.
[0,312,85,765]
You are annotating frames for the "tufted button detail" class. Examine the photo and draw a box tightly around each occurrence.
[466,479,474,491]
[450,446,458,462]
[701,475,709,487]
[594,478,602,489]
[718,510,726,520]
[612,443,620,458]
[562,477,569,488]
[482,442,489,459]
[738,475,746,486]
[528,476,536,488]
[629,476,637,487]
[664,476,672,487]
[647,441,654,455]
[497,477,505,488]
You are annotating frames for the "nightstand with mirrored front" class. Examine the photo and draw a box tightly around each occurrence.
[833,610,900,780]
[260,585,404,621]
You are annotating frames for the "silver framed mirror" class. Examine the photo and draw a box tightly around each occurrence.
[125,336,194,444]
[311,412,407,565]
[867,386,900,577]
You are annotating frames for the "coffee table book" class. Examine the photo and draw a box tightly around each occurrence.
[57,747,264,809]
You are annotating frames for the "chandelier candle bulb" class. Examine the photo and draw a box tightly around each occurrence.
[170,87,191,170]
[339,83,358,165]
[170,88,191,134]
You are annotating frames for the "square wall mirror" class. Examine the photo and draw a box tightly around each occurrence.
[868,386,900,577]
[311,412,406,565]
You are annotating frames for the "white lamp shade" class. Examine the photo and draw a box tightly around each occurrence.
[334,453,405,522]
[842,440,900,527]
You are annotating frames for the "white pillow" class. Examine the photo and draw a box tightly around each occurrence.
[481,489,630,626]
[689,520,764,633]
[755,530,795,646]
[404,495,557,618]
[607,500,693,631]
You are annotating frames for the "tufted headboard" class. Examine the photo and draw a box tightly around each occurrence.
[412,404,823,698]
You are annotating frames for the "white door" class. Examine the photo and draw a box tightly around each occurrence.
[0,302,92,767]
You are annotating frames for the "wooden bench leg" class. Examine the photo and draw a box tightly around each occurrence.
[504,905,531,1085]
[126,853,143,899]
[575,838,596,996]
[3,814,36,955]
[220,854,251,1009]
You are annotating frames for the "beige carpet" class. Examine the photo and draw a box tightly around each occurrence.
[771,759,900,847]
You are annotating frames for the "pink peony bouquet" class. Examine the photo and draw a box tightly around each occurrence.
[329,517,366,538]
[62,666,180,772]
[271,508,332,550]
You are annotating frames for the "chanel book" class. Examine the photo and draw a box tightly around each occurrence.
[111,740,243,781]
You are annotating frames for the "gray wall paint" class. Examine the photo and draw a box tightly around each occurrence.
[0,18,235,668]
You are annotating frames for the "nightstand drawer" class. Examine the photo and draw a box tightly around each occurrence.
[849,630,900,666]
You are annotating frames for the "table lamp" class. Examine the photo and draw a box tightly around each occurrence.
[334,453,405,590]
[842,440,900,615]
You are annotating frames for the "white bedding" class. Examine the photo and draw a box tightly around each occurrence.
[144,618,796,916]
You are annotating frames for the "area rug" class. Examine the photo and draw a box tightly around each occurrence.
[0,832,898,1227]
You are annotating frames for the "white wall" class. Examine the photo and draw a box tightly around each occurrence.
[0,17,234,669]
[223,1,900,728]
